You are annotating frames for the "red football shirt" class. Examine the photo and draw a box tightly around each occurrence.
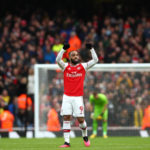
[64,63,86,96]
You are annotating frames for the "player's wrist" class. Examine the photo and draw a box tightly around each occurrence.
[62,48,66,52]
[86,43,93,50]
[90,48,94,51]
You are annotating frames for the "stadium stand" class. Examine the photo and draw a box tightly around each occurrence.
[0,1,150,134]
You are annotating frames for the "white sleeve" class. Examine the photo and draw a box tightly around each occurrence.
[82,48,98,71]
[56,49,67,71]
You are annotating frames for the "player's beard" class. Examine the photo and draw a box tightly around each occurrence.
[70,58,80,65]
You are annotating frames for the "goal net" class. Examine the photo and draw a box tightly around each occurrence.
[34,63,150,138]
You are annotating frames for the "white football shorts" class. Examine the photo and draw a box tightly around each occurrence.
[61,94,85,117]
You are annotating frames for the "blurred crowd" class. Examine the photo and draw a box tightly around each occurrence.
[0,8,150,131]
[39,70,150,131]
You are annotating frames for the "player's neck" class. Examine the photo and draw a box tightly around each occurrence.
[70,62,79,66]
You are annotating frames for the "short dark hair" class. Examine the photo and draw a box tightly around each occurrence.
[69,50,78,57]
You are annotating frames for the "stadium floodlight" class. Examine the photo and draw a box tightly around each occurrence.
[34,63,150,138]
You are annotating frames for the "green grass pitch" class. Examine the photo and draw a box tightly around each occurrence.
[0,137,150,150]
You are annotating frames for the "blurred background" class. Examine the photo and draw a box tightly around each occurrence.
[0,0,150,136]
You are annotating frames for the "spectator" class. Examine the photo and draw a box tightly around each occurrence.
[118,109,129,126]
[122,98,134,126]
[0,6,150,129]
[52,39,63,55]
[67,31,82,58]
[43,44,56,63]
[17,94,33,127]
[134,104,143,127]
[2,89,10,106]
[27,68,34,101]
[0,96,5,114]
[47,102,61,132]
[0,106,14,131]
[8,97,19,127]
[142,101,150,130]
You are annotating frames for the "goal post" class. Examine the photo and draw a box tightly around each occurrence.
[34,63,150,138]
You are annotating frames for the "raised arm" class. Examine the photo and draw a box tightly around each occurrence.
[56,44,70,70]
[56,49,66,70]
[87,48,98,69]
[82,43,98,70]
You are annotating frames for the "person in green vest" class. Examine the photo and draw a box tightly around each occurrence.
[52,39,63,55]
[89,90,108,139]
